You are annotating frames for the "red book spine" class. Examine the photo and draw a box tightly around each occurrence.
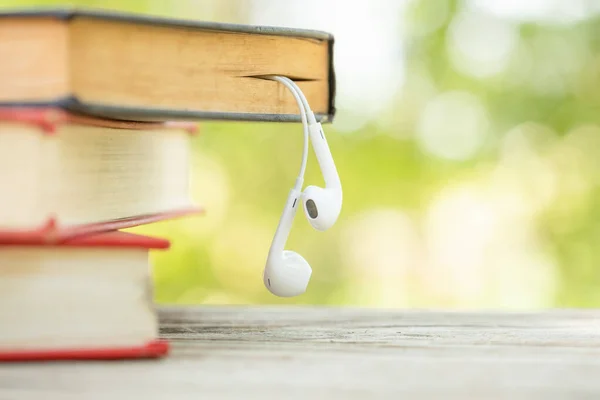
[0,207,203,244]
[0,340,169,362]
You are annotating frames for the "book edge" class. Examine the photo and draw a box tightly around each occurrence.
[0,106,199,133]
[0,339,169,362]
[0,206,204,245]
[0,229,171,249]
[0,6,335,41]
[0,98,335,123]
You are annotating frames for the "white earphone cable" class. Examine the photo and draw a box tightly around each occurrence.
[278,77,316,124]
[265,76,309,191]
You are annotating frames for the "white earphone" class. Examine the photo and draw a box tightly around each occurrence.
[262,76,342,297]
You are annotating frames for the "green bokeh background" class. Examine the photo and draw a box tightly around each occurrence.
[5,0,600,308]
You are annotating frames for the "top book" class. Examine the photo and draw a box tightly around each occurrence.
[0,8,336,122]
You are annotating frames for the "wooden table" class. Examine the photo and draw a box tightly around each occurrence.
[1,306,600,399]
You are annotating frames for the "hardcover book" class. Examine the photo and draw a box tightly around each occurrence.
[0,230,170,361]
[0,7,336,123]
[0,107,203,241]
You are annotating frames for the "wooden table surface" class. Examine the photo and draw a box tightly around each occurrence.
[1,306,600,399]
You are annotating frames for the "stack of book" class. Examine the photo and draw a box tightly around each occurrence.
[0,8,335,361]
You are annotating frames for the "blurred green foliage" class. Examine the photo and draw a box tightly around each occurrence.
[4,0,600,308]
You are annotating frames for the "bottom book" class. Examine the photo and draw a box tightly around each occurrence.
[0,230,171,361]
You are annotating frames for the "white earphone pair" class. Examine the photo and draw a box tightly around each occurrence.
[262,76,342,297]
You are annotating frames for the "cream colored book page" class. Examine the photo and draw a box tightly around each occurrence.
[0,124,46,228]
[48,126,191,225]
[0,247,157,349]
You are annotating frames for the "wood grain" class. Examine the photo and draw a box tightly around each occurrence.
[2,306,600,399]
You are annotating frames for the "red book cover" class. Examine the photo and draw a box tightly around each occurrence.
[0,107,204,243]
[0,231,171,362]
[0,340,169,362]
[0,209,204,244]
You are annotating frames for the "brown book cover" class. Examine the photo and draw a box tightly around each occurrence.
[0,7,336,123]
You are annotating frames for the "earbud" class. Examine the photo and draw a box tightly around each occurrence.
[260,75,342,298]
[302,118,342,231]
[263,186,312,297]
